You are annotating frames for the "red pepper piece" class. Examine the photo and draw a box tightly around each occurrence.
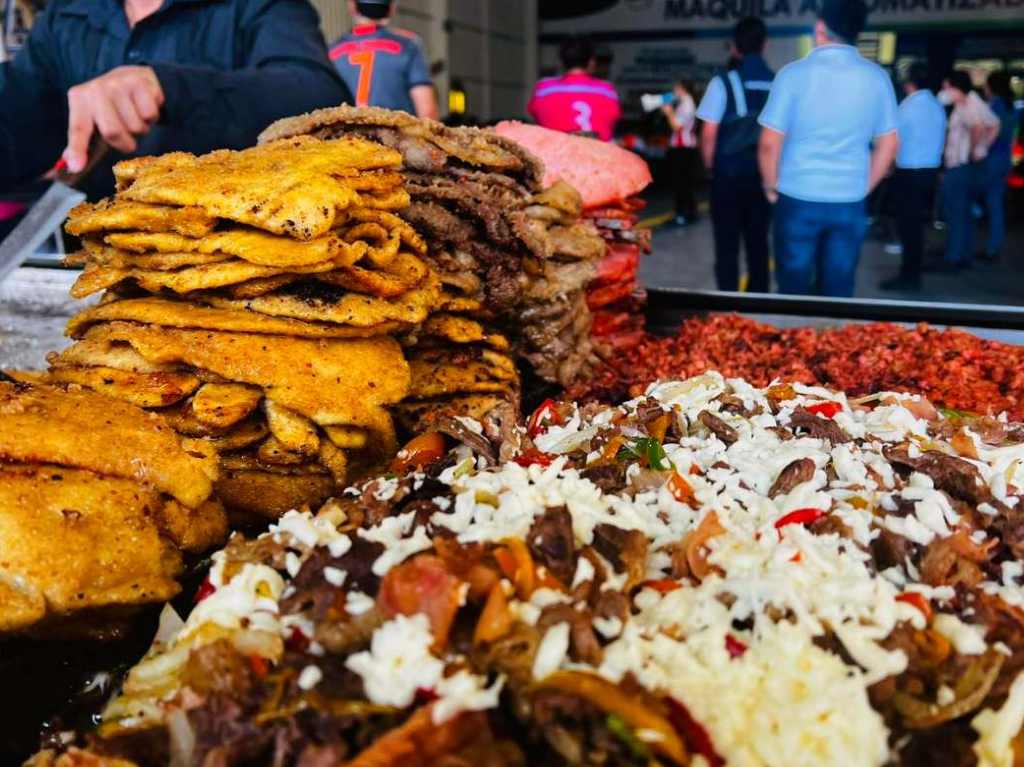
[724,634,748,659]
[806,401,842,419]
[515,448,554,468]
[774,508,827,530]
[286,626,310,652]
[527,399,564,438]
[415,687,439,704]
[195,577,216,603]
[666,698,725,767]
[667,471,698,508]
[248,655,270,677]
[642,578,682,594]
[895,592,933,623]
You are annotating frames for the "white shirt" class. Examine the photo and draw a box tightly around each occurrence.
[670,93,697,149]
[944,91,1000,169]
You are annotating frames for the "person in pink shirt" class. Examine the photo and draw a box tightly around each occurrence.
[528,36,621,142]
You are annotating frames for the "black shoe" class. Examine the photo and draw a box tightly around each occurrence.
[879,275,922,291]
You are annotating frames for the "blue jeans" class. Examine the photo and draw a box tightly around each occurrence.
[980,151,1011,257]
[943,164,984,265]
[773,194,867,297]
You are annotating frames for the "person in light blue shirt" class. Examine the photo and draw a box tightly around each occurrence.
[880,62,946,292]
[757,0,899,297]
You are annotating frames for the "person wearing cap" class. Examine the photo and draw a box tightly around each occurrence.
[528,36,621,142]
[932,70,1000,271]
[328,0,438,119]
[696,16,775,293]
[879,62,947,292]
[758,0,899,297]
[0,0,349,199]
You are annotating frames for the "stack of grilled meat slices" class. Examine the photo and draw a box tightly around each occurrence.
[260,107,607,402]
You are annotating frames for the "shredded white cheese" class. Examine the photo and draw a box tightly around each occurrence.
[345,614,443,707]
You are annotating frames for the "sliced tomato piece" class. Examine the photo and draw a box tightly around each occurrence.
[724,634,747,659]
[377,554,464,650]
[896,591,933,623]
[667,471,698,508]
[391,432,446,474]
[195,577,216,602]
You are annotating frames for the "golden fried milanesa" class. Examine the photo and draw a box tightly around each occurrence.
[0,465,184,635]
[49,337,182,374]
[317,252,429,298]
[80,322,409,434]
[117,136,402,240]
[45,365,202,408]
[0,382,216,509]
[0,383,227,636]
[214,468,335,520]
[65,198,217,239]
[70,256,345,299]
[102,229,366,268]
[70,246,233,271]
[65,297,408,339]
[201,271,441,328]
[416,313,511,351]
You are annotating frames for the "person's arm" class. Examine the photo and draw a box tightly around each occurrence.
[867,131,899,192]
[662,103,682,131]
[0,8,68,189]
[758,127,784,203]
[410,84,438,120]
[405,37,437,119]
[970,103,1001,159]
[867,72,900,190]
[695,76,726,171]
[145,0,350,156]
[701,122,718,169]
[756,72,793,203]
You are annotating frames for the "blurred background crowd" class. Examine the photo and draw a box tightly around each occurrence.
[1,0,1021,304]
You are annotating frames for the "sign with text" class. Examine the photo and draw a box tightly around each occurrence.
[542,0,1023,32]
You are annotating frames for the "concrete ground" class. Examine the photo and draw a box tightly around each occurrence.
[638,185,1024,307]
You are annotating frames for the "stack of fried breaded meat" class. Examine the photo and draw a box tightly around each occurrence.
[259,106,607,393]
[47,136,428,520]
[0,382,225,638]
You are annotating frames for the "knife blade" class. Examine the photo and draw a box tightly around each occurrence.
[0,181,85,285]
[0,140,110,285]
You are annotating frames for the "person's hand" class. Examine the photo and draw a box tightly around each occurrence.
[63,66,164,172]
[764,187,779,204]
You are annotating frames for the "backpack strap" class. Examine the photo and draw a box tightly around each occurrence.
[727,70,748,118]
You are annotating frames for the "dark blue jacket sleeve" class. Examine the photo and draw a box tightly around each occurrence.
[149,0,351,152]
[0,9,68,191]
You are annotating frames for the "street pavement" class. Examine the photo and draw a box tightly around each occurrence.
[639,191,1024,308]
